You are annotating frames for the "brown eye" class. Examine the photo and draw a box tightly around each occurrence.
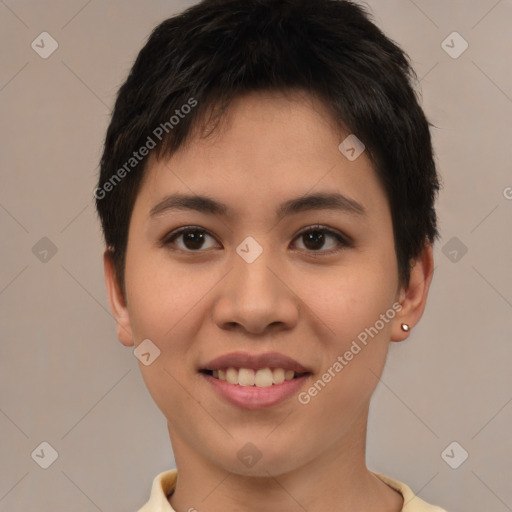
[292,226,349,253]
[163,227,218,251]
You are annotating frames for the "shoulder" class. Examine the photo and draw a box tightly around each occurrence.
[373,472,449,512]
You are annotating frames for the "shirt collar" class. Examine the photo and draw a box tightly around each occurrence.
[139,469,442,512]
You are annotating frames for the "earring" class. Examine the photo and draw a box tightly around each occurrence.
[401,323,410,332]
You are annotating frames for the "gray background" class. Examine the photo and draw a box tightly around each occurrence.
[1,0,511,511]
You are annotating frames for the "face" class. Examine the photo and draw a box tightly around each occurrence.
[106,90,430,477]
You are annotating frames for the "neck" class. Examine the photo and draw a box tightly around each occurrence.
[167,411,403,512]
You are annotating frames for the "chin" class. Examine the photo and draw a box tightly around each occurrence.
[214,444,307,479]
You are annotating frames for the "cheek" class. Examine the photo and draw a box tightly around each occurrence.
[297,280,395,431]
[123,244,218,386]
[124,251,200,416]
[299,244,398,392]
[309,253,398,342]
[124,241,193,339]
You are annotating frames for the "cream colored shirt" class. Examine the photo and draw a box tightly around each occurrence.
[137,469,448,511]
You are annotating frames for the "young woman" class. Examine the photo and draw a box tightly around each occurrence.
[96,1,447,510]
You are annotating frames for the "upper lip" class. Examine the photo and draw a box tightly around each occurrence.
[201,351,311,373]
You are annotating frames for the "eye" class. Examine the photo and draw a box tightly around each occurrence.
[161,226,219,252]
[162,224,350,254]
[291,225,350,254]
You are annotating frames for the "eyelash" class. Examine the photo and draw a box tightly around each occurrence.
[160,224,352,255]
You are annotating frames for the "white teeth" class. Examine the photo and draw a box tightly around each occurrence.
[214,367,300,387]
[272,367,285,384]
[226,367,238,385]
[238,368,255,386]
[254,368,273,387]
[285,370,295,381]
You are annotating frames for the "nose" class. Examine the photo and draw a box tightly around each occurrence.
[211,244,300,336]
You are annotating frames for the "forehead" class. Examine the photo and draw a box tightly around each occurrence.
[136,90,389,221]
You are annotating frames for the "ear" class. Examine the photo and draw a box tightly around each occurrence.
[391,242,434,342]
[103,249,134,347]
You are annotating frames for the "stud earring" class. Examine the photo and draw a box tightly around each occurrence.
[401,323,410,332]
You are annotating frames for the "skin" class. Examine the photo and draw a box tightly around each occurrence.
[104,90,434,512]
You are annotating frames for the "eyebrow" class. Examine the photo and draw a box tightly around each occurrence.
[149,191,366,220]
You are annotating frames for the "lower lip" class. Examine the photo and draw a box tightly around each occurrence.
[201,372,311,410]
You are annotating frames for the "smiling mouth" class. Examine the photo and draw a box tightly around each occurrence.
[200,367,311,387]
